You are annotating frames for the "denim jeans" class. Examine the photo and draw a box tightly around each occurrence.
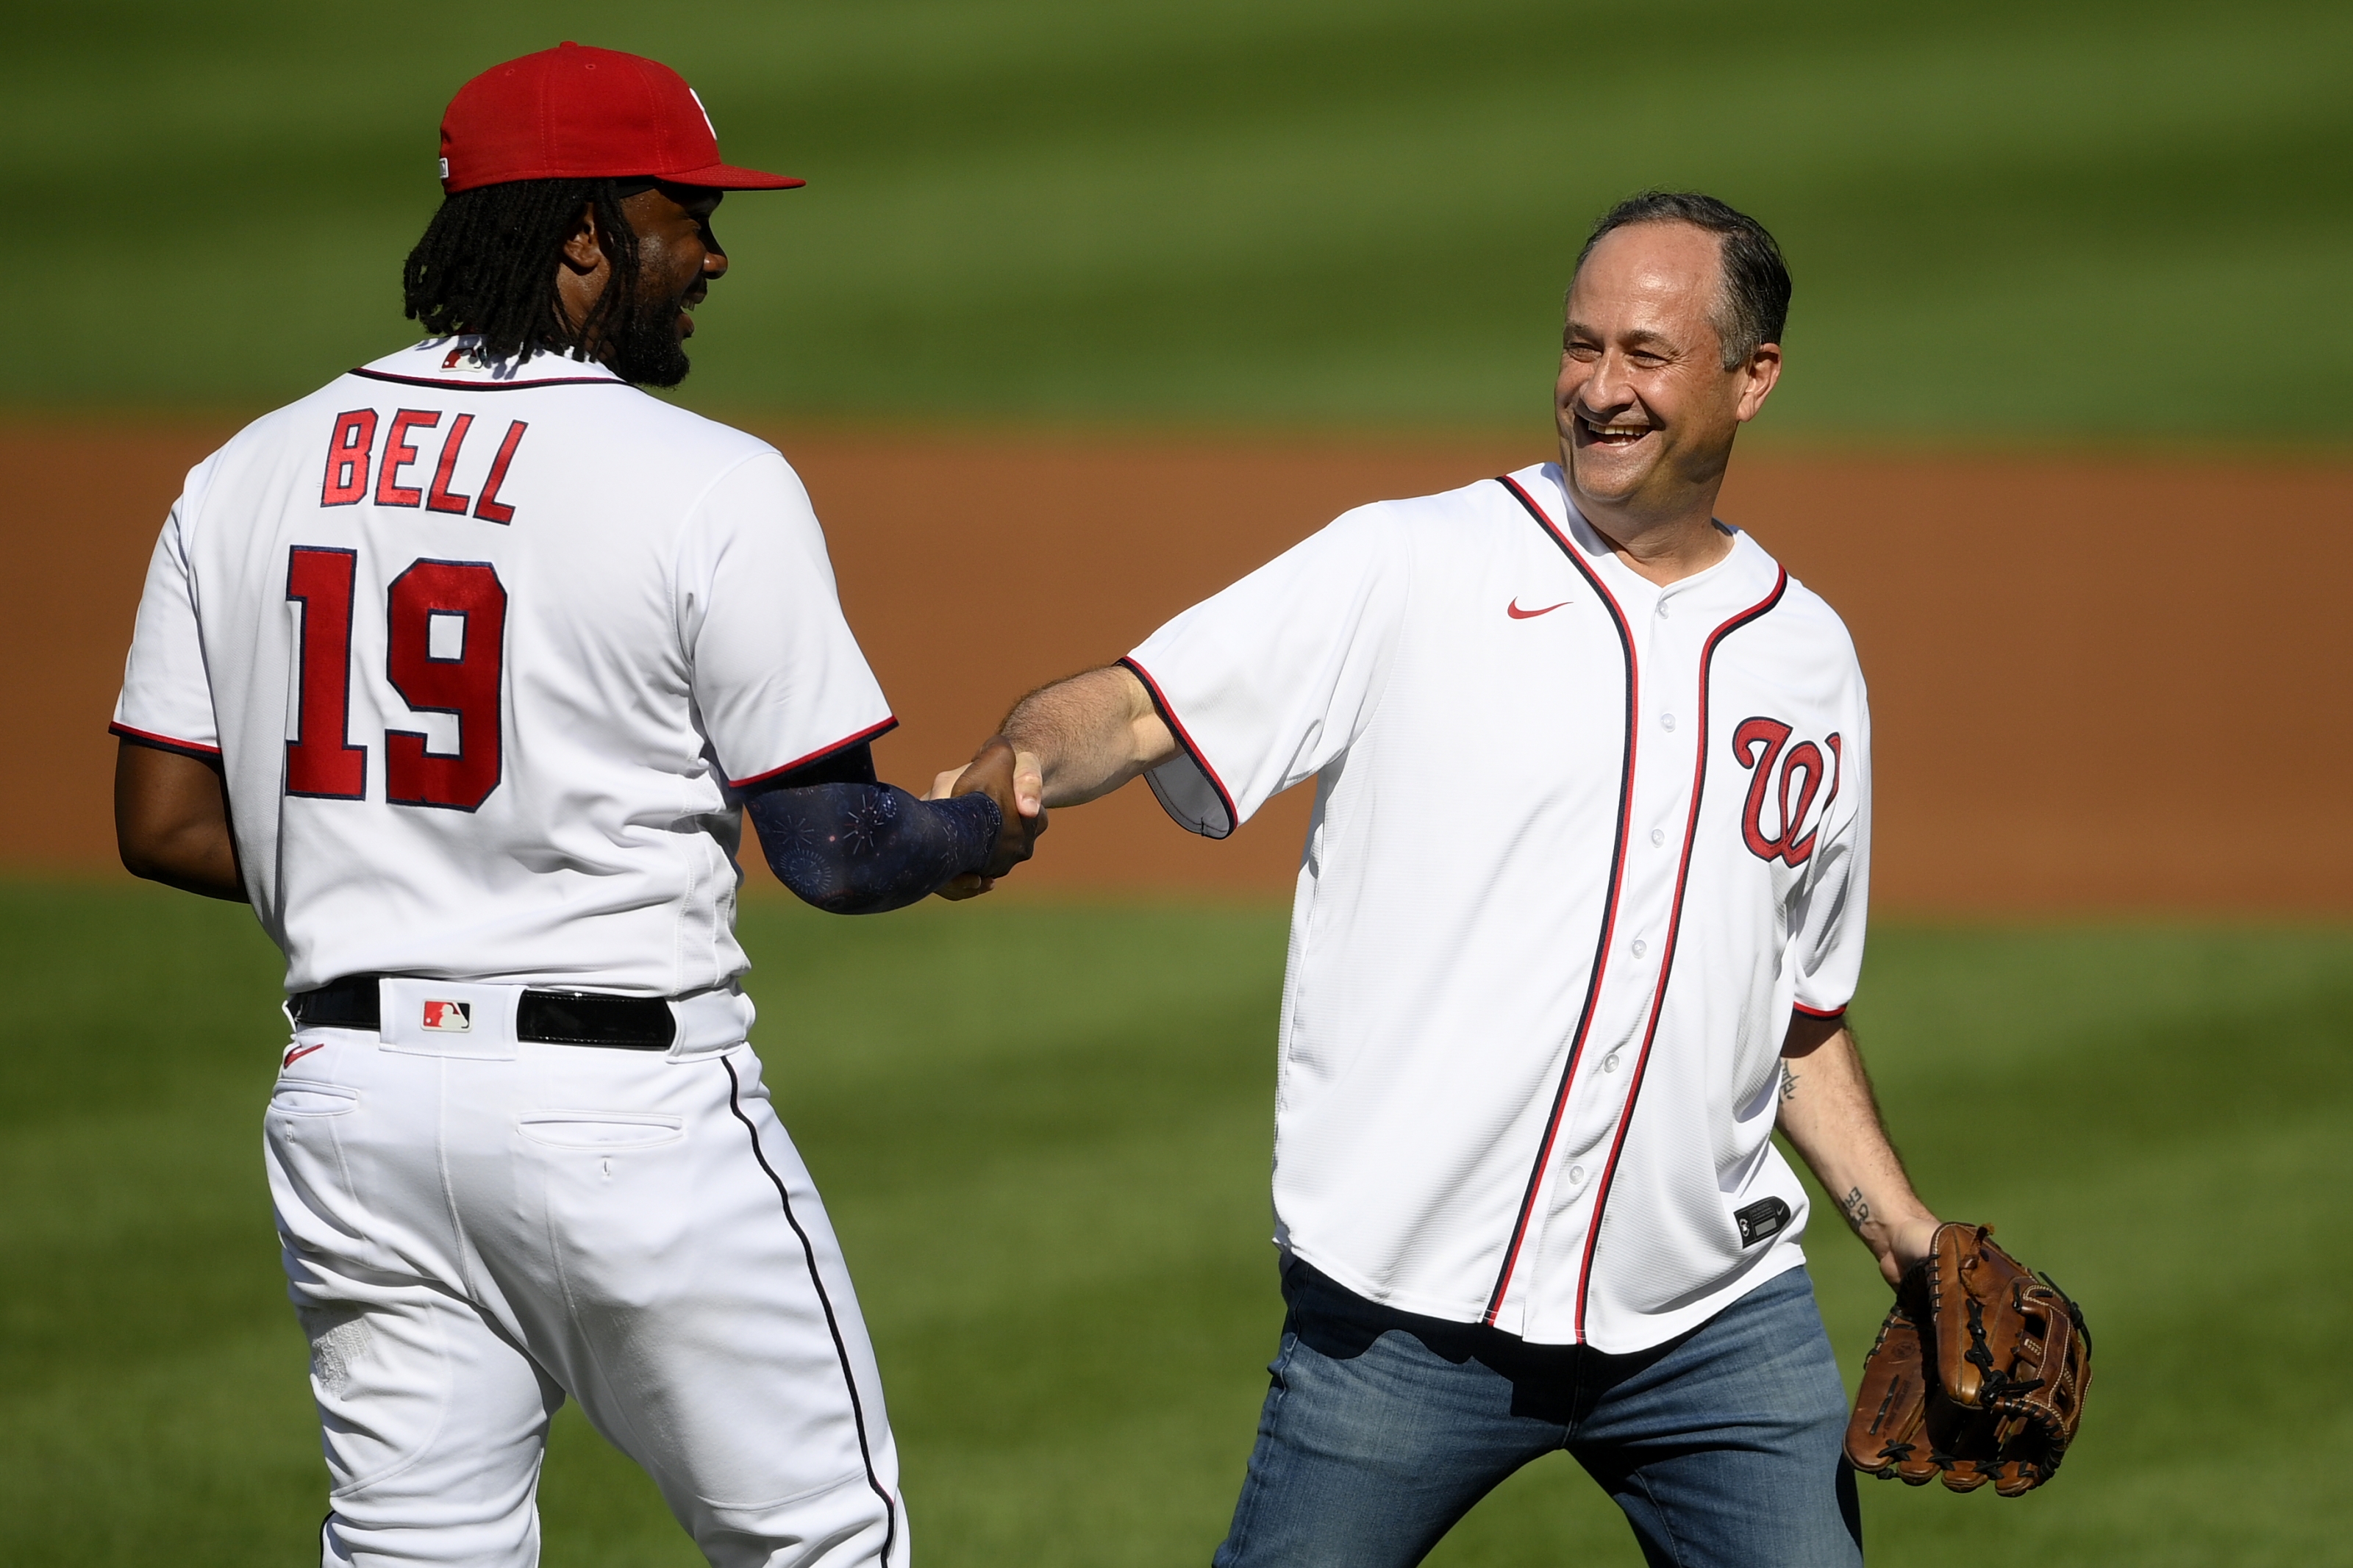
[1212,1261,1861,1568]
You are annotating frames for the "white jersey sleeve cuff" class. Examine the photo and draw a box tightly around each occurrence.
[1121,656,1238,840]
[725,715,899,792]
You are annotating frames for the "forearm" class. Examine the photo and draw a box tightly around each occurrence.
[1776,1014,1938,1284]
[998,665,1176,807]
[747,783,1001,915]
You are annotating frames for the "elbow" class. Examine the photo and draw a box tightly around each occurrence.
[780,876,920,917]
[785,881,863,916]
[116,828,172,888]
[765,851,910,917]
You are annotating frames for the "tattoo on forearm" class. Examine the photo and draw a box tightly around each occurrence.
[1839,1186,1872,1231]
[1779,1062,1799,1102]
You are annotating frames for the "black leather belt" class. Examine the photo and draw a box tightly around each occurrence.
[289,975,676,1050]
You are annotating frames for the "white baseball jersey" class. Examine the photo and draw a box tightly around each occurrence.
[113,337,893,999]
[1125,462,1871,1353]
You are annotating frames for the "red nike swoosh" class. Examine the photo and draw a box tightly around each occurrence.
[1507,598,1571,619]
[283,1041,328,1070]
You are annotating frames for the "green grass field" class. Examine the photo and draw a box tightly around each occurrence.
[4,1,2349,437]
[2,879,2346,1565]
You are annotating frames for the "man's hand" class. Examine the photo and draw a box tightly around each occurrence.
[929,737,1046,900]
[1884,1214,1941,1279]
[923,662,1172,901]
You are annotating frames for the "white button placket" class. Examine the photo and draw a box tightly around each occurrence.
[1521,567,1710,1342]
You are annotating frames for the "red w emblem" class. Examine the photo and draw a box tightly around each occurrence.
[1732,717,1842,866]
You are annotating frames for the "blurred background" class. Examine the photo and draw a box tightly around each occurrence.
[1,3,2346,1564]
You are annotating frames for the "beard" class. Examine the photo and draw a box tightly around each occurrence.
[603,284,695,387]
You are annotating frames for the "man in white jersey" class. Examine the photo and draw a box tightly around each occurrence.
[936,193,1935,1564]
[110,43,1038,1568]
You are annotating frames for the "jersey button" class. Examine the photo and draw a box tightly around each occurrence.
[1660,713,1677,731]
[1631,938,1649,959]
[1602,1053,1621,1073]
[1650,827,1665,847]
[1657,601,1671,617]
[1568,1164,1587,1184]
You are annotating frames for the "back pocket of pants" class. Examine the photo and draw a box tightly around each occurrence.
[519,1111,685,1150]
[271,1081,359,1117]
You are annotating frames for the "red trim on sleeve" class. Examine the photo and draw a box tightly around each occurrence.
[110,722,222,759]
[1790,1001,1848,1020]
[1117,656,1240,836]
[726,716,898,791]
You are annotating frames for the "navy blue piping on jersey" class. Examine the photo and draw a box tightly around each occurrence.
[1568,561,1788,1342]
[1482,474,1640,1328]
[721,1055,901,1564]
[1118,655,1240,840]
[110,721,224,762]
[348,368,630,392]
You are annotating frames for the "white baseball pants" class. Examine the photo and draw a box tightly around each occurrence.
[264,1012,905,1568]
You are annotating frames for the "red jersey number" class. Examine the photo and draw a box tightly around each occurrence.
[385,561,507,810]
[283,548,507,812]
[285,547,367,798]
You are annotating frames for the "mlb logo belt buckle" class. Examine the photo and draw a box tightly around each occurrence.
[421,999,473,1033]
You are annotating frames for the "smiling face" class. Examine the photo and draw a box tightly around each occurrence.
[557,182,729,387]
[623,184,726,340]
[605,184,727,386]
[1556,221,1779,541]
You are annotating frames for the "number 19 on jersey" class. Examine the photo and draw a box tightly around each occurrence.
[285,545,508,812]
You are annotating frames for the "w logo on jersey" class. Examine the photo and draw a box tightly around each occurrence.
[1732,717,1843,867]
[421,1000,473,1032]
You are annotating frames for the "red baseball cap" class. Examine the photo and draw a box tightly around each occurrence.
[438,42,802,193]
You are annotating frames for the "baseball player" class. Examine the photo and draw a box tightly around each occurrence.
[938,193,1936,1564]
[109,43,1036,1568]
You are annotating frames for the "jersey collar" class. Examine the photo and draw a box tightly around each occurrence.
[352,337,631,391]
[1532,462,1779,609]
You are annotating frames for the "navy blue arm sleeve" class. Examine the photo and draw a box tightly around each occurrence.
[745,781,1003,915]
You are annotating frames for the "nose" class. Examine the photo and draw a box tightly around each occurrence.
[701,232,729,279]
[1579,348,1635,418]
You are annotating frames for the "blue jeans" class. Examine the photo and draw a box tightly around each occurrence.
[1213,1262,1862,1568]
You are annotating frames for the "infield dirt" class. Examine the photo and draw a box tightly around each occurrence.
[7,421,2346,914]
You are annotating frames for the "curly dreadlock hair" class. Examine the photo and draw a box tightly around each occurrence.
[401,179,646,362]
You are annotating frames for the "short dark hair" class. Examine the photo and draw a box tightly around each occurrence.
[402,179,646,363]
[1572,191,1790,368]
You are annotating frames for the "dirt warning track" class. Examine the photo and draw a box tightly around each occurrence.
[6,420,2346,914]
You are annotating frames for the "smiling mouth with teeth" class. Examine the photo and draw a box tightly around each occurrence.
[1579,413,1652,447]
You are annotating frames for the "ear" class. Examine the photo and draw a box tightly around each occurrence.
[560,202,604,276]
[1734,342,1782,424]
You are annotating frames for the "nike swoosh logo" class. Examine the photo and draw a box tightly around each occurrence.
[1507,598,1571,619]
[282,1041,328,1070]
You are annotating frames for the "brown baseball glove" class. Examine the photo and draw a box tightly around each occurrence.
[1843,1222,2091,1496]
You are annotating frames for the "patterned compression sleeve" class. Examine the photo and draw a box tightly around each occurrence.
[745,783,1003,915]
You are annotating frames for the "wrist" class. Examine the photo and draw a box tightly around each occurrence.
[1867,1211,1942,1286]
[930,790,1003,877]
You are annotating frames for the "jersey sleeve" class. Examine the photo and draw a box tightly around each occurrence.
[110,501,221,759]
[676,451,894,790]
[1788,680,1871,1018]
[1122,504,1412,839]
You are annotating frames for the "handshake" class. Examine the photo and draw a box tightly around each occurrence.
[911,662,1179,901]
[745,665,1169,917]
[921,736,1051,899]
